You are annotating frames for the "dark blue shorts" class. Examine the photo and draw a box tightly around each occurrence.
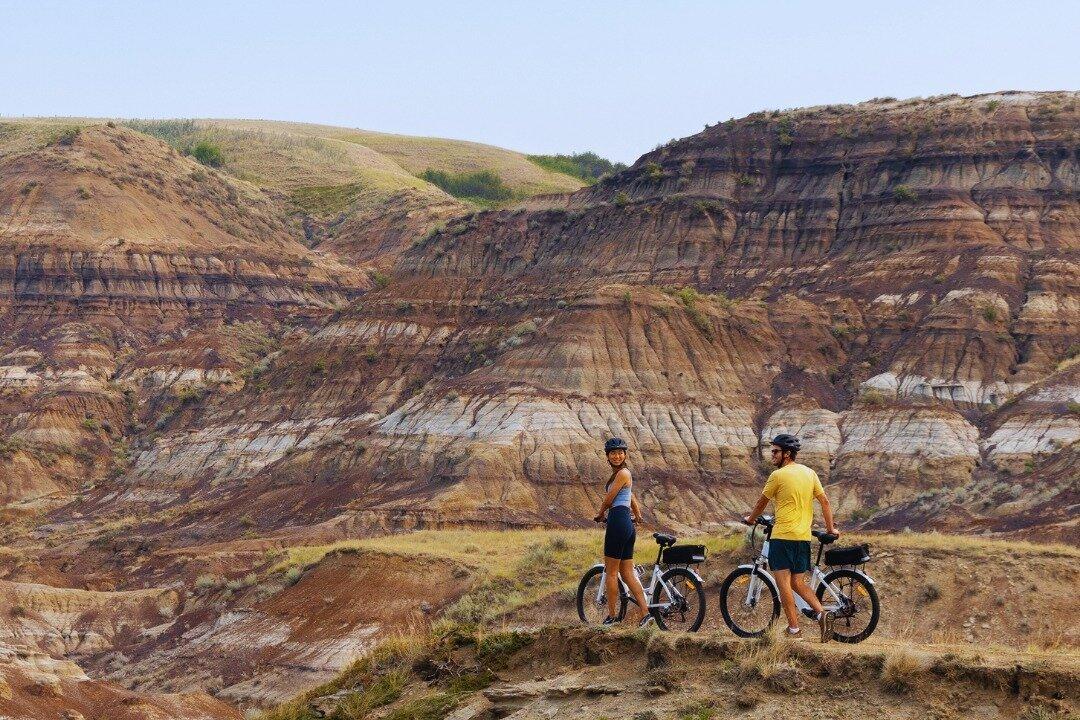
[604,506,636,560]
[768,539,811,573]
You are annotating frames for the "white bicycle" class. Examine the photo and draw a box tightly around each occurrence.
[576,531,707,631]
[719,515,880,643]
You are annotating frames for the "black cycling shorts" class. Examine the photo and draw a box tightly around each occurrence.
[604,506,636,560]
[768,539,811,573]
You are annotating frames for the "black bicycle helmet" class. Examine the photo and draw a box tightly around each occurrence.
[604,437,629,453]
[770,433,801,452]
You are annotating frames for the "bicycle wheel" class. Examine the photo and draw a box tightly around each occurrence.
[719,566,779,638]
[651,567,706,632]
[576,566,627,625]
[816,568,879,643]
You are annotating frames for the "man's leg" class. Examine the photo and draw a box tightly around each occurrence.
[773,569,801,630]
[790,571,824,615]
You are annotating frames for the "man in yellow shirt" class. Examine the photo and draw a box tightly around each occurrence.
[743,433,839,641]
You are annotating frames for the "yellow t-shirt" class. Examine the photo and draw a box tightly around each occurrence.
[761,462,824,541]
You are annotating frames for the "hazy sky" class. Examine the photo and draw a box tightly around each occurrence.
[3,1,1077,162]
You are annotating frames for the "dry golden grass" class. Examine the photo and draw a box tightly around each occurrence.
[847,530,1080,559]
[198,119,583,197]
[880,647,924,693]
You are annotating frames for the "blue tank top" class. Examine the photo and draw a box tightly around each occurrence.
[613,482,632,508]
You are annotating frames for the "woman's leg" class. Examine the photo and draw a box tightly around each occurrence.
[619,559,650,623]
[603,556,622,619]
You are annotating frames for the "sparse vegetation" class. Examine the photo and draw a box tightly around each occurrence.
[55,127,80,146]
[371,270,391,289]
[880,648,922,693]
[893,184,918,202]
[195,574,222,591]
[20,180,40,195]
[981,304,1000,322]
[614,191,630,207]
[76,185,92,199]
[645,162,665,182]
[290,182,365,214]
[776,116,796,147]
[527,151,627,184]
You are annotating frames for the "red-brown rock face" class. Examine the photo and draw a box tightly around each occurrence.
[36,91,1069,542]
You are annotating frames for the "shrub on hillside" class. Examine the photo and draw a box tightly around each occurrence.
[527,151,627,183]
[55,127,80,146]
[185,139,225,167]
[893,184,918,202]
[420,169,512,204]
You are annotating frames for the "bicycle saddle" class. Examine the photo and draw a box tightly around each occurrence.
[812,529,838,544]
[652,532,677,547]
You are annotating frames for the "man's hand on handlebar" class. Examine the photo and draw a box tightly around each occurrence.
[741,514,754,526]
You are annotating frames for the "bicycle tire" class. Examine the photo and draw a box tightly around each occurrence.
[576,565,627,625]
[719,566,780,638]
[816,568,879,643]
[651,567,706,632]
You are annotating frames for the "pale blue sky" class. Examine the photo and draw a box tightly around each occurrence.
[3,1,1076,162]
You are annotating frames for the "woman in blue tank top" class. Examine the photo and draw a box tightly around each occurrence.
[593,437,651,626]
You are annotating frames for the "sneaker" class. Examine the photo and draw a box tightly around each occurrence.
[638,614,655,628]
[785,626,804,641]
[819,611,835,643]
[601,616,618,626]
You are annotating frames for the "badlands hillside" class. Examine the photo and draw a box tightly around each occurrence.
[0,92,1076,717]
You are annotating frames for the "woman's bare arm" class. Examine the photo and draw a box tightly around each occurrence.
[630,494,643,523]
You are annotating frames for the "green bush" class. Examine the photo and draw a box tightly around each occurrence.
[893,185,918,202]
[55,127,80,146]
[614,191,629,207]
[371,270,390,289]
[420,169,512,205]
[185,139,225,167]
[527,151,627,183]
[645,162,665,182]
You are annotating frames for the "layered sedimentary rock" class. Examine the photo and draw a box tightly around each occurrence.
[0,126,364,505]
[30,91,1073,538]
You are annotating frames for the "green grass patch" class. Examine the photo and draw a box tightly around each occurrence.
[527,151,627,184]
[419,168,512,206]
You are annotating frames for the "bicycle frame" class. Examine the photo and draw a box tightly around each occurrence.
[586,561,704,611]
[738,532,875,616]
